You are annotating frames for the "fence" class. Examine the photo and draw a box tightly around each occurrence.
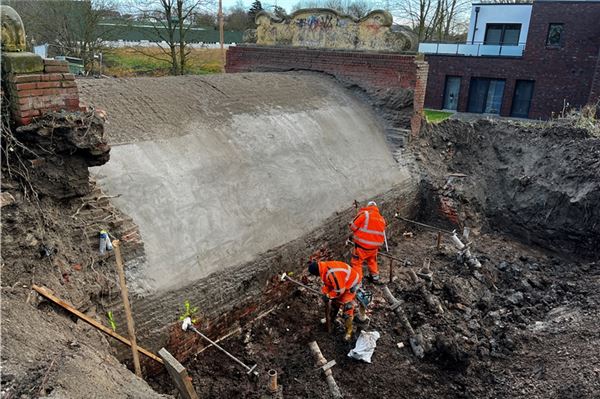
[418,41,526,57]
[103,40,236,49]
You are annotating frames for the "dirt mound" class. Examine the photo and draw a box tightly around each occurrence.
[416,118,600,258]
[1,112,166,398]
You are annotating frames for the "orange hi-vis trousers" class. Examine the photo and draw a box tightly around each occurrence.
[350,245,379,278]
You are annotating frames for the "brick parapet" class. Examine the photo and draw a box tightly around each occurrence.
[227,45,423,97]
[2,57,83,126]
[226,45,427,136]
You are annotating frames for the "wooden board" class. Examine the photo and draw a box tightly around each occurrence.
[32,284,163,365]
[159,348,199,399]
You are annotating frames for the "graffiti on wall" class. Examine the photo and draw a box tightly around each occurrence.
[247,8,417,52]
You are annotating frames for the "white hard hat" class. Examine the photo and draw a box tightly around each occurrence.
[367,201,377,207]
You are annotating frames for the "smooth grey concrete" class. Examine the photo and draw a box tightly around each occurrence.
[80,72,413,292]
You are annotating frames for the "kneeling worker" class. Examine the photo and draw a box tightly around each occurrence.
[349,201,386,283]
[308,260,367,341]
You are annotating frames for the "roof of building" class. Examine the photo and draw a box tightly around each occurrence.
[473,0,600,4]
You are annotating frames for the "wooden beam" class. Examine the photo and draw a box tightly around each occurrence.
[159,348,199,399]
[113,240,142,377]
[32,284,163,365]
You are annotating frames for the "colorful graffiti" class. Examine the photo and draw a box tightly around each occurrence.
[251,8,417,52]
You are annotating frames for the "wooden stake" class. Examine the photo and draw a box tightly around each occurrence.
[436,231,442,250]
[113,240,142,377]
[218,0,225,69]
[389,257,394,283]
[32,285,163,365]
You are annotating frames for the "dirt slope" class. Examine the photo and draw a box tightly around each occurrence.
[417,118,600,258]
[1,112,169,398]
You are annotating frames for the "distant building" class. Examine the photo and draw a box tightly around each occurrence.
[419,0,600,119]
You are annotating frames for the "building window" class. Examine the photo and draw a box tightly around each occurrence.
[443,76,461,111]
[511,80,535,118]
[468,78,506,114]
[484,24,521,46]
[546,23,564,47]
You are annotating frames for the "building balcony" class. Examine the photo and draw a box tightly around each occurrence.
[418,42,526,57]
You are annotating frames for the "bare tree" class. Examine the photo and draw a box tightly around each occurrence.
[5,0,117,72]
[128,0,214,75]
[390,0,469,41]
[291,0,373,18]
[223,1,252,31]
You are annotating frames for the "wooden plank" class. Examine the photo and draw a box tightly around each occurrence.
[113,240,142,377]
[32,284,163,365]
[159,348,199,399]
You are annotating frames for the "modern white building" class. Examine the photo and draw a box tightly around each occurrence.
[419,2,534,57]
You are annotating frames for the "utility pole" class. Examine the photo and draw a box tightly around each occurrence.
[218,0,225,70]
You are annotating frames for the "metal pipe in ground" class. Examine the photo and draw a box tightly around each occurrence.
[182,318,258,376]
[267,369,283,398]
[267,369,278,393]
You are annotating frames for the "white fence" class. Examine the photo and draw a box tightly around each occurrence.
[102,40,236,49]
[419,42,525,57]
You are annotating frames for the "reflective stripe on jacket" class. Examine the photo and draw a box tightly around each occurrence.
[318,261,361,298]
[350,205,386,249]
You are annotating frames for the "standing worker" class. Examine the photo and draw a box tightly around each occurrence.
[308,260,366,341]
[349,201,386,284]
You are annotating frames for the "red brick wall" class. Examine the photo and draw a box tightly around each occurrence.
[411,60,429,136]
[589,48,600,106]
[424,1,600,119]
[226,45,427,132]
[3,59,83,126]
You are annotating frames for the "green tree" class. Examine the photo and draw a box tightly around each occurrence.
[248,0,263,25]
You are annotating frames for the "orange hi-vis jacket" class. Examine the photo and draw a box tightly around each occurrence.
[350,205,386,250]
[318,261,361,299]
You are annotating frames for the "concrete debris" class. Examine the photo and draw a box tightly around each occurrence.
[0,192,16,207]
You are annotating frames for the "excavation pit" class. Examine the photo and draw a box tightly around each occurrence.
[1,71,598,398]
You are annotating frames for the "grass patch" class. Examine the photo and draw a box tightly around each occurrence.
[103,47,225,77]
[424,109,453,123]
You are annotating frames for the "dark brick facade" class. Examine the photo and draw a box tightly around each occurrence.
[226,45,428,134]
[424,1,600,119]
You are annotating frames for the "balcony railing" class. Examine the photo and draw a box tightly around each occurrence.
[418,41,526,57]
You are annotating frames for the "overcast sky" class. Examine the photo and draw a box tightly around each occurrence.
[220,0,381,13]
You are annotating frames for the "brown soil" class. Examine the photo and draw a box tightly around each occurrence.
[1,112,168,398]
[155,228,599,398]
[2,87,599,399]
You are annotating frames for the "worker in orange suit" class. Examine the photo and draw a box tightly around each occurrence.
[308,260,366,341]
[349,201,386,284]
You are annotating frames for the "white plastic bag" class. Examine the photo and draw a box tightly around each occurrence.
[347,330,380,363]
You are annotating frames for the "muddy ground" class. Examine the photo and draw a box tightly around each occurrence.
[2,101,599,398]
[152,228,599,399]
[150,117,600,398]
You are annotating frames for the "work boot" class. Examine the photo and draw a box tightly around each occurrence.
[343,317,353,341]
[370,274,383,285]
[356,304,369,323]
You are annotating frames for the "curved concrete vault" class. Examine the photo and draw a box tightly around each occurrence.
[80,72,413,292]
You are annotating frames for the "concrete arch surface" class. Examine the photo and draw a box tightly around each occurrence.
[79,72,413,293]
